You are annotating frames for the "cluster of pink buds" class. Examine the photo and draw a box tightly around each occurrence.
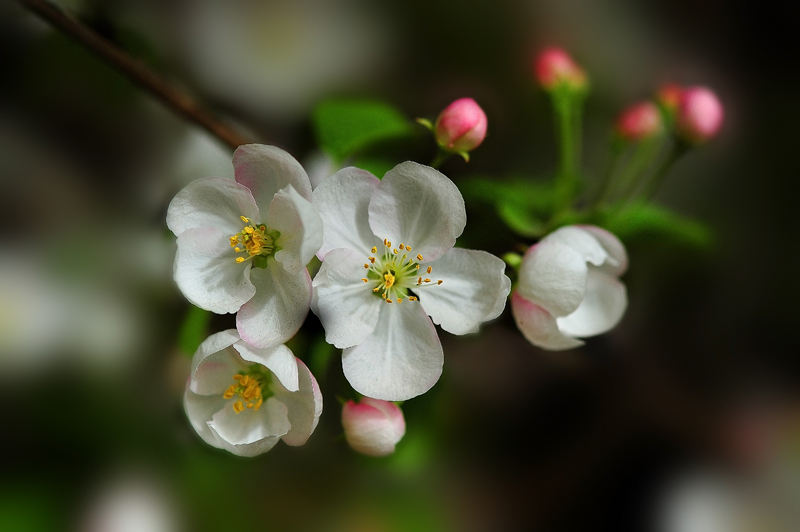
[614,84,724,144]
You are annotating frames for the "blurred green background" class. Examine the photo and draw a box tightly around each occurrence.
[1,0,799,530]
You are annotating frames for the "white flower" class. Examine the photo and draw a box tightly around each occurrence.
[184,329,323,457]
[342,397,405,457]
[311,162,511,401]
[511,225,628,350]
[167,144,323,348]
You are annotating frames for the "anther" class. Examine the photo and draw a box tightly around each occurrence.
[424,278,431,283]
[373,287,380,292]
[426,266,432,274]
[399,243,405,250]
[240,216,249,222]
[364,264,369,269]
[408,296,418,301]
[437,280,443,285]
[415,264,420,269]
[417,277,423,285]
[236,257,245,263]
[371,246,377,253]
[417,254,424,261]
[369,257,376,263]
[361,278,369,283]
[386,299,393,304]
[397,298,402,303]
[406,246,412,251]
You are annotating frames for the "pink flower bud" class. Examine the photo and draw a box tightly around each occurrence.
[434,98,488,154]
[616,101,663,141]
[534,47,587,90]
[676,86,724,144]
[342,397,405,457]
[656,83,683,113]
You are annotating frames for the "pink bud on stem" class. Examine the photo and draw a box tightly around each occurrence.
[342,397,406,457]
[656,83,683,114]
[676,86,724,144]
[429,97,487,163]
[534,47,587,91]
[616,101,663,141]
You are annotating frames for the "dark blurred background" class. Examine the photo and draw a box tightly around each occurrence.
[1,0,799,530]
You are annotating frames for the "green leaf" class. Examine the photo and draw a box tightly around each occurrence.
[313,99,414,162]
[460,177,556,237]
[178,305,212,356]
[352,156,396,179]
[605,203,713,248]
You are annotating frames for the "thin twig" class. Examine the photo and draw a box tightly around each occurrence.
[20,0,253,150]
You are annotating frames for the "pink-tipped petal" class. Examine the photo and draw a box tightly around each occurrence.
[511,292,584,351]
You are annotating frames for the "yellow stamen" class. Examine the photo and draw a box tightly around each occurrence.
[415,264,420,269]
[417,276,423,285]
[233,401,244,413]
[386,299,392,304]
[364,264,369,269]
[399,243,404,250]
[384,272,395,288]
[369,257,376,263]
[416,254,424,261]
[393,248,399,254]
[397,298,402,303]
[437,280,443,285]
[424,278,431,283]
[373,287,380,292]
[371,246,377,253]
[406,246,412,251]
[240,216,249,223]
[426,266,432,274]
[408,296,418,301]
[236,257,245,263]
[362,278,369,283]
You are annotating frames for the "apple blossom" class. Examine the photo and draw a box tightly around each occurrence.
[342,397,406,457]
[676,87,724,144]
[512,225,628,350]
[434,98,487,159]
[167,144,323,348]
[311,162,511,401]
[184,330,323,457]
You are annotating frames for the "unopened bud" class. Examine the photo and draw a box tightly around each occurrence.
[616,101,662,141]
[656,83,682,114]
[534,47,587,91]
[342,397,405,457]
[433,98,487,158]
[676,86,724,144]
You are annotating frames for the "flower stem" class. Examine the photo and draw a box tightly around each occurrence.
[19,0,252,150]
[552,91,583,215]
[640,140,690,201]
[430,150,450,169]
[614,135,665,201]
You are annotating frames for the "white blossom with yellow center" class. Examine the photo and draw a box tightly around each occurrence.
[185,329,323,457]
[311,162,511,401]
[167,144,322,349]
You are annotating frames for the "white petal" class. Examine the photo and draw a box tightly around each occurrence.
[416,248,511,335]
[368,162,466,262]
[184,390,226,449]
[342,301,443,401]
[312,167,382,259]
[233,342,299,392]
[190,346,243,396]
[543,225,610,268]
[233,145,313,219]
[174,228,256,314]
[275,358,324,447]
[556,268,628,338]
[236,260,311,348]
[516,240,587,318]
[511,292,584,351]
[208,397,290,457]
[578,225,628,276]
[189,329,241,378]
[268,184,323,275]
[167,176,259,236]
[311,247,383,349]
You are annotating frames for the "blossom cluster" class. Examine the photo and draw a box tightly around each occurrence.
[168,49,722,458]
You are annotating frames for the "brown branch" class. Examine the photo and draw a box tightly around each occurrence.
[20,0,253,150]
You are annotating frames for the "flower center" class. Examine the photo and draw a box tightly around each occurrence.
[229,216,279,267]
[361,239,443,304]
[222,366,272,414]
